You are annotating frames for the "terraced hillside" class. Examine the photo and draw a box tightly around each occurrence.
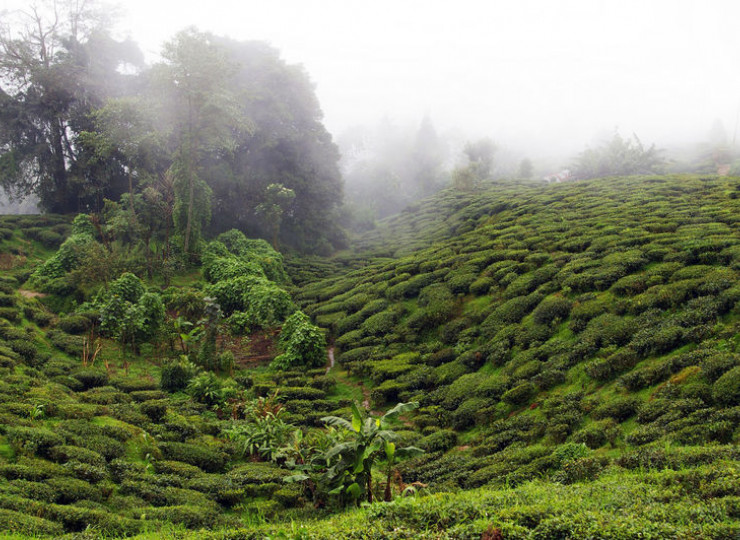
[0,176,737,538]
[298,174,740,490]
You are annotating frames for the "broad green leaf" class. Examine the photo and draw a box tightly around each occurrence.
[382,401,419,425]
[351,402,363,432]
[284,474,309,483]
[385,441,396,460]
[321,415,353,431]
[347,482,361,499]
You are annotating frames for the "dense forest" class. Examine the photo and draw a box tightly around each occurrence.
[0,2,738,539]
[0,3,345,256]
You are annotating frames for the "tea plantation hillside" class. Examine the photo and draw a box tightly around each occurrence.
[297,174,740,491]
[0,176,737,538]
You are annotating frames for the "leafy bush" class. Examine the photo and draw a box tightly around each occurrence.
[712,366,740,406]
[0,508,63,536]
[158,442,228,473]
[160,359,198,392]
[244,281,295,328]
[6,427,64,458]
[186,372,234,408]
[532,296,572,326]
[272,310,326,370]
[418,429,458,452]
[71,369,109,390]
[591,396,640,422]
[55,314,91,335]
[361,309,399,336]
[501,382,537,406]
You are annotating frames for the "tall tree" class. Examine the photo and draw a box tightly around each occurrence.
[573,132,664,179]
[204,37,344,253]
[0,1,142,211]
[411,115,444,196]
[152,29,247,257]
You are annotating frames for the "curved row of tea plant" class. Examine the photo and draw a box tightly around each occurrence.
[297,174,740,492]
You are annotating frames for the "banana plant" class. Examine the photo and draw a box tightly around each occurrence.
[319,401,422,505]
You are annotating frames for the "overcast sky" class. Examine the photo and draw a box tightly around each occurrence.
[6,0,740,157]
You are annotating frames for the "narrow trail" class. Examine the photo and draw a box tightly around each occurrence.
[325,347,335,375]
[18,289,47,299]
[326,346,371,410]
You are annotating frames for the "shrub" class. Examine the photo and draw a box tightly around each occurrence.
[277,386,327,401]
[226,462,291,485]
[629,322,685,357]
[244,281,296,328]
[572,420,620,449]
[442,373,482,410]
[154,460,204,479]
[569,297,609,333]
[361,310,398,336]
[480,293,543,337]
[371,380,408,405]
[186,372,233,408]
[272,310,326,370]
[532,369,566,390]
[111,377,159,393]
[591,396,640,422]
[475,376,511,400]
[452,397,490,429]
[46,329,84,356]
[585,348,639,381]
[0,307,20,322]
[469,276,494,296]
[160,360,197,392]
[532,296,572,326]
[433,360,469,385]
[158,442,227,473]
[387,273,436,299]
[427,347,456,367]
[48,445,106,467]
[71,369,109,390]
[144,505,220,529]
[501,382,537,406]
[55,314,91,335]
[0,508,63,536]
[713,366,740,407]
[446,272,478,295]
[552,455,610,484]
[6,427,64,457]
[46,476,102,503]
[140,399,168,422]
[418,429,458,452]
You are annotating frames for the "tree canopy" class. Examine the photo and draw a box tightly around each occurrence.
[0,5,345,255]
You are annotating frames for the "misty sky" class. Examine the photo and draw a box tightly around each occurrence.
[6,0,740,157]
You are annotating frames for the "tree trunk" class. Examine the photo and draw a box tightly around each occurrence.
[184,171,194,255]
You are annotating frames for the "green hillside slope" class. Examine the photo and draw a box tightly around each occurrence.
[298,174,740,489]
[0,176,737,538]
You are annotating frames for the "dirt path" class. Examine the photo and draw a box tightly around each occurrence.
[325,347,335,375]
[18,289,47,299]
[325,347,371,409]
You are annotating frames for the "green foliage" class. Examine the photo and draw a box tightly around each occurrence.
[186,372,235,408]
[573,132,664,178]
[713,366,740,406]
[160,359,198,392]
[501,382,537,406]
[272,311,326,370]
[318,402,422,505]
[222,401,294,462]
[158,442,228,473]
